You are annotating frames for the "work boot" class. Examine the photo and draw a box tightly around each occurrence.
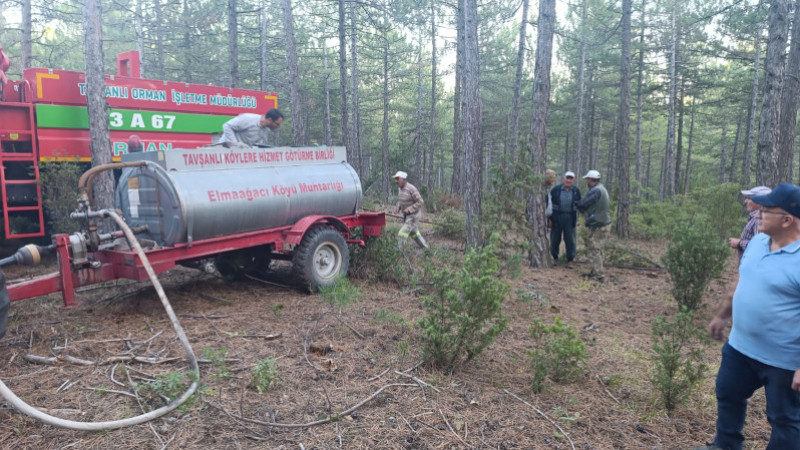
[413,234,430,250]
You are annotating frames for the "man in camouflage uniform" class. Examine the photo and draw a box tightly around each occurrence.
[393,171,429,250]
[576,170,611,281]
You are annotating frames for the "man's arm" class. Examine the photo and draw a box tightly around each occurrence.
[708,276,737,341]
[219,117,240,143]
[576,188,600,212]
[403,187,424,215]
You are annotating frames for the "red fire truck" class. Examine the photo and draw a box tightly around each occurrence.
[0,49,278,240]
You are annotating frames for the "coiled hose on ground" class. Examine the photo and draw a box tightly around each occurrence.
[0,209,200,430]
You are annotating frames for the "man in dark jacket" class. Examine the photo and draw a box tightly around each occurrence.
[549,171,581,267]
[576,170,611,280]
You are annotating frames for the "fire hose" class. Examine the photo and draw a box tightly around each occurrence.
[0,209,200,430]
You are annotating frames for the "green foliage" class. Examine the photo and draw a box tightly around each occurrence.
[481,162,537,252]
[318,277,362,311]
[373,308,406,326]
[350,225,410,285]
[630,183,746,240]
[650,308,707,415]
[423,190,464,214]
[434,208,467,241]
[527,317,588,393]
[136,371,198,413]
[663,222,729,311]
[201,347,231,379]
[249,358,280,393]
[418,234,510,371]
[39,160,85,234]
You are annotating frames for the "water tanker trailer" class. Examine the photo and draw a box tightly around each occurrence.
[0,144,385,338]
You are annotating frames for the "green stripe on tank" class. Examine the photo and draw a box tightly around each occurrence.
[35,104,233,133]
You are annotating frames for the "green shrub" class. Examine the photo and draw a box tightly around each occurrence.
[201,347,231,379]
[249,358,280,393]
[39,160,85,234]
[434,208,467,241]
[650,308,707,415]
[350,225,411,285]
[136,371,199,412]
[527,317,587,393]
[663,222,729,311]
[318,277,362,311]
[418,234,509,371]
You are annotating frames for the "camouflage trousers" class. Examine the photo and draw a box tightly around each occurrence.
[586,225,610,276]
[398,212,428,249]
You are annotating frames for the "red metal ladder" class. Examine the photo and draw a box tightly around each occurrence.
[0,102,45,239]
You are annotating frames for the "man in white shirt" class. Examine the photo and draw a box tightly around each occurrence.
[219,108,283,147]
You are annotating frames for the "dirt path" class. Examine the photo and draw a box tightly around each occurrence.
[0,237,769,449]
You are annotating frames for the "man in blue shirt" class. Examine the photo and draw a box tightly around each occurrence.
[698,183,800,450]
[549,171,581,268]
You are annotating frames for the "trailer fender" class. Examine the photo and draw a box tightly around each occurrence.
[284,215,349,246]
[0,269,9,339]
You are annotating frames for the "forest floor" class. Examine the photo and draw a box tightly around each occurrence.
[0,218,772,450]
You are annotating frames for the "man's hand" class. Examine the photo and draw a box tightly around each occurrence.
[793,368,800,392]
[728,238,740,249]
[222,141,233,148]
[708,316,728,341]
[402,208,410,215]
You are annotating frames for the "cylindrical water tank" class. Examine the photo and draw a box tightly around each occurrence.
[115,161,362,246]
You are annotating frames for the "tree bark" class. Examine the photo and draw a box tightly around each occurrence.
[228,0,239,88]
[719,124,728,184]
[634,0,646,200]
[744,32,761,186]
[83,0,115,220]
[663,1,678,199]
[528,0,556,267]
[757,0,789,186]
[183,0,192,83]
[136,0,145,77]
[573,0,588,178]
[282,0,304,146]
[415,42,424,182]
[154,0,165,80]
[338,0,351,155]
[674,80,685,190]
[777,0,800,181]
[382,4,390,202]
[683,102,696,195]
[323,41,332,146]
[429,3,438,190]
[616,0,632,238]
[508,0,530,166]
[22,0,32,68]
[451,0,465,196]
[349,1,362,175]
[463,0,482,247]
[260,0,269,91]
[730,112,743,182]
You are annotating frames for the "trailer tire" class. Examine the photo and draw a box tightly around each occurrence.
[0,269,9,339]
[293,226,349,292]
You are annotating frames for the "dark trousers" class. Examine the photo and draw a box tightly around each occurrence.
[713,342,800,450]
[550,213,576,261]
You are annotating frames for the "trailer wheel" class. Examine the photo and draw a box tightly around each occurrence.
[0,269,9,339]
[293,226,349,292]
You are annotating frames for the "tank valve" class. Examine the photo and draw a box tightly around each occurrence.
[0,244,55,267]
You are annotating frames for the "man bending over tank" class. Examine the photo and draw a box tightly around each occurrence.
[219,108,283,147]
[393,171,429,250]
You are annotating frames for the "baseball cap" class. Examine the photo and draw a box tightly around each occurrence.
[583,170,601,179]
[750,182,800,218]
[564,171,575,179]
[741,186,771,197]
[392,171,408,179]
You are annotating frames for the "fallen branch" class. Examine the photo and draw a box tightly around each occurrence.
[504,389,575,450]
[394,370,440,393]
[24,353,240,366]
[211,383,417,429]
[367,366,392,382]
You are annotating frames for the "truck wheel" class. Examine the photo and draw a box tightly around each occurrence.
[293,226,349,292]
[0,269,9,339]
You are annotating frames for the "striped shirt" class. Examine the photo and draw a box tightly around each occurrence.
[737,211,759,259]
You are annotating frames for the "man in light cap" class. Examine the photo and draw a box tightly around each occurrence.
[728,186,772,260]
[698,182,800,450]
[392,171,428,250]
[576,170,611,280]
[549,171,581,267]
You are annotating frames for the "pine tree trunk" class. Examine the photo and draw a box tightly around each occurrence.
[719,124,728,184]
[744,32,761,186]
[730,112,743,182]
[338,0,351,155]
[183,0,192,83]
[757,0,789,186]
[22,0,31,68]
[282,0,304,146]
[136,0,145,76]
[683,102,696,195]
[675,80,685,190]
[451,0,465,196]
[415,43,424,182]
[155,0,165,80]
[260,0,269,91]
[323,42,332,146]
[228,0,238,88]
[83,0,115,220]
[382,4,390,202]
[528,0,556,267]
[777,0,800,181]
[573,0,588,178]
[663,2,678,198]
[634,0,646,200]
[508,0,530,166]
[463,0,482,247]
[349,2,362,175]
[616,0,632,238]
[429,3,437,189]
